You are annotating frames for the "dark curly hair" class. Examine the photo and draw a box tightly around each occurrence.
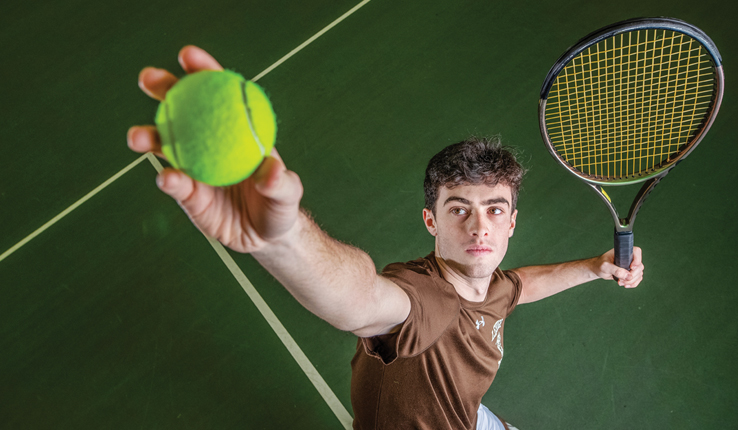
[424,136,525,214]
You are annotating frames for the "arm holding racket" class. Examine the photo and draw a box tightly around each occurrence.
[514,247,644,305]
[128,46,411,338]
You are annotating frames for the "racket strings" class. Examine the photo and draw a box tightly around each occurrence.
[545,29,716,179]
[546,72,714,108]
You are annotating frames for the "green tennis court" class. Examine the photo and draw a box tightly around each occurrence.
[1,0,736,428]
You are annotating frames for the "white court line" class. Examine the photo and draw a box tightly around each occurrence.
[251,0,372,82]
[0,153,150,263]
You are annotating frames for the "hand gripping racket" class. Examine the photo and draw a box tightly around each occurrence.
[539,17,724,270]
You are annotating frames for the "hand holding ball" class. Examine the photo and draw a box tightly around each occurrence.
[155,70,277,186]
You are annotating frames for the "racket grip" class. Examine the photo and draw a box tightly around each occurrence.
[614,230,634,270]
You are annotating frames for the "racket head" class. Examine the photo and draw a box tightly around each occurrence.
[539,17,724,187]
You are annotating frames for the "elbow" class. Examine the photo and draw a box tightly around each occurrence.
[349,324,385,338]
[321,303,375,335]
[330,309,397,339]
[331,318,365,334]
[329,308,379,336]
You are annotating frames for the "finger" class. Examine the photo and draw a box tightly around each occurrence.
[178,45,224,74]
[138,67,179,101]
[623,270,643,288]
[269,147,284,162]
[630,246,644,269]
[127,125,163,156]
[156,168,217,218]
[603,253,626,281]
[610,264,632,285]
[625,265,644,287]
[252,156,303,204]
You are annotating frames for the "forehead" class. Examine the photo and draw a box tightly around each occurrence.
[438,182,513,204]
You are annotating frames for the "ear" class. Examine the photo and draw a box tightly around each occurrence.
[422,208,438,237]
[508,209,518,238]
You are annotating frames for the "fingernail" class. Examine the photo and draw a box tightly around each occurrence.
[156,174,166,189]
[126,127,137,148]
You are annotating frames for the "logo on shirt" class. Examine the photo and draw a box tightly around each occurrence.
[491,318,504,367]
[475,316,506,367]
[475,316,485,330]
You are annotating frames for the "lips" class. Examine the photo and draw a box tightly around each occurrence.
[466,245,492,256]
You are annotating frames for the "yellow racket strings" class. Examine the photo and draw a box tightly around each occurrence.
[545,29,715,179]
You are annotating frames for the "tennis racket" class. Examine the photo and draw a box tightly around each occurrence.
[539,17,724,270]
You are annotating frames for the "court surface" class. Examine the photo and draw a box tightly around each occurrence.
[1,0,737,428]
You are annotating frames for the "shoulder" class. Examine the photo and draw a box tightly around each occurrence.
[378,254,460,357]
[381,254,437,284]
[494,268,523,315]
[499,268,522,289]
[380,254,455,300]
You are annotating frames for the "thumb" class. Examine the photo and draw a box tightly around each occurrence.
[252,155,303,204]
[612,265,632,283]
[605,262,632,286]
[598,249,631,283]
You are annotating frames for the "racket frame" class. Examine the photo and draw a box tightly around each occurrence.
[538,17,725,269]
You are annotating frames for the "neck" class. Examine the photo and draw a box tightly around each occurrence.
[434,252,491,303]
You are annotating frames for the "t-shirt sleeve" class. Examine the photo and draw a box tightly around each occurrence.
[502,269,523,317]
[360,259,460,363]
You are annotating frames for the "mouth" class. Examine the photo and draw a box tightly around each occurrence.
[465,245,493,256]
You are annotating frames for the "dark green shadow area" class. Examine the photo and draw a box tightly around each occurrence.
[0,162,343,429]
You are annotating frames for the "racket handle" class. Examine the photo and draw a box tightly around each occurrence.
[614,230,634,270]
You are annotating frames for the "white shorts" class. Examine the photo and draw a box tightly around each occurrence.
[476,403,507,430]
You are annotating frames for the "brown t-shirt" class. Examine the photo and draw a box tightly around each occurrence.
[350,253,522,430]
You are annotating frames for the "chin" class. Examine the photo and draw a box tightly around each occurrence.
[457,258,500,279]
[464,266,498,279]
[437,245,505,279]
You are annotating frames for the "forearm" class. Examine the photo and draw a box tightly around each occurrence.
[251,209,400,332]
[513,257,602,304]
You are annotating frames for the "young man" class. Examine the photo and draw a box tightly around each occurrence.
[128,46,644,430]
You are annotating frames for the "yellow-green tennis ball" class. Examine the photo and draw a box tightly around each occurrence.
[155,70,277,186]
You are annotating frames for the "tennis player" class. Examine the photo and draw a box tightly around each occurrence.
[127,46,644,430]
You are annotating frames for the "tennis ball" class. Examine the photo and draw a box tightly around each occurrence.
[155,70,277,186]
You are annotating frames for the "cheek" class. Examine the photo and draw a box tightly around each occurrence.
[436,228,463,249]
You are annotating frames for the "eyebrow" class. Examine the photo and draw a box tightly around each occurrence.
[442,196,510,207]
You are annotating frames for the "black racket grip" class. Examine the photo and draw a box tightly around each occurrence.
[614,230,634,270]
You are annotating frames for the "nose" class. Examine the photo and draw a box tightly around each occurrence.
[468,210,490,237]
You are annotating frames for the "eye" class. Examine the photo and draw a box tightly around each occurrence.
[489,207,503,215]
[450,207,468,216]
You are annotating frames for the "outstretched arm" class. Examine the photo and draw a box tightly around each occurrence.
[128,46,410,337]
[514,247,644,304]
[251,209,411,336]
